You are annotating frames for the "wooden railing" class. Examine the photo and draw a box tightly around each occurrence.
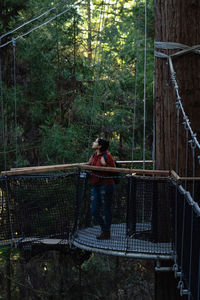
[2,161,200,181]
[1,160,172,177]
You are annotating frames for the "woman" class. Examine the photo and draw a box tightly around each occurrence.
[89,138,116,240]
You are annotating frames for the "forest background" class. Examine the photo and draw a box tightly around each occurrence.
[0,0,154,170]
[0,0,155,299]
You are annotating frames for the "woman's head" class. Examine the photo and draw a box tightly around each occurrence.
[98,138,109,152]
[92,137,109,152]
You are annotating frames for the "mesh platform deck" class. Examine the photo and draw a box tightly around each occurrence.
[72,223,173,259]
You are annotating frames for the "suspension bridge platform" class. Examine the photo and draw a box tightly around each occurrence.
[1,163,200,298]
[0,163,174,260]
[72,223,173,259]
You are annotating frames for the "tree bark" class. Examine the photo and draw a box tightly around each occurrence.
[154,0,200,177]
[154,1,200,299]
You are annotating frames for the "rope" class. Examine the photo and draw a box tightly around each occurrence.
[131,0,141,167]
[180,197,186,285]
[152,79,155,170]
[188,207,194,300]
[143,0,147,170]
[190,140,196,199]
[0,0,84,49]
[166,61,172,170]
[155,42,200,163]
[86,1,108,160]
[176,101,180,174]
[0,40,7,170]
[12,39,18,166]
[198,248,200,299]
[100,0,120,135]
[174,183,178,266]
[155,41,200,55]
[183,123,189,190]
[5,180,15,244]
[0,0,68,41]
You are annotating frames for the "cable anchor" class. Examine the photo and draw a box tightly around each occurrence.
[189,138,196,150]
[172,263,179,278]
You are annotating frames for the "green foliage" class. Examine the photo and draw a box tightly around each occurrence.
[0,3,155,299]
[0,0,154,168]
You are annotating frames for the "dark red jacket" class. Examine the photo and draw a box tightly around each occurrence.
[90,151,116,186]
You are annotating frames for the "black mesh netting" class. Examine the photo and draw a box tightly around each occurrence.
[174,184,200,300]
[1,170,200,297]
[73,173,173,255]
[0,171,174,256]
[0,172,77,244]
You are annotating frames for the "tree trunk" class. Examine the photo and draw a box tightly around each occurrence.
[154,1,200,299]
[154,0,200,177]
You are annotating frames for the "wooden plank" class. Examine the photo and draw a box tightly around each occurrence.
[170,171,200,182]
[8,161,152,171]
[180,177,200,181]
[1,161,169,176]
[170,170,181,183]
[116,160,153,165]
[1,163,85,176]
[9,162,86,171]
[79,164,170,176]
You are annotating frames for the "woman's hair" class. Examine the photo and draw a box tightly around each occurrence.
[98,138,109,152]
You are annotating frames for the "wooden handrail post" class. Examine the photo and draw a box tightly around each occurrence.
[170,170,181,184]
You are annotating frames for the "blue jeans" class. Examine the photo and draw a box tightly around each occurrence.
[91,185,114,232]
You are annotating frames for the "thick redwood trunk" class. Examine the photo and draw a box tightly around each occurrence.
[154,1,200,299]
[154,0,200,177]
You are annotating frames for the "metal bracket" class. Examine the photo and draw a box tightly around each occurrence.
[80,172,87,178]
[180,288,190,296]
[155,260,172,272]
[177,279,190,297]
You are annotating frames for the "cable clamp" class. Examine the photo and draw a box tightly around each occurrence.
[172,263,179,277]
[176,101,181,111]
[171,72,176,82]
[177,280,184,289]
[185,118,191,127]
[176,271,182,278]
[182,121,189,131]
[177,279,190,296]
[189,139,197,150]
[12,38,16,47]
